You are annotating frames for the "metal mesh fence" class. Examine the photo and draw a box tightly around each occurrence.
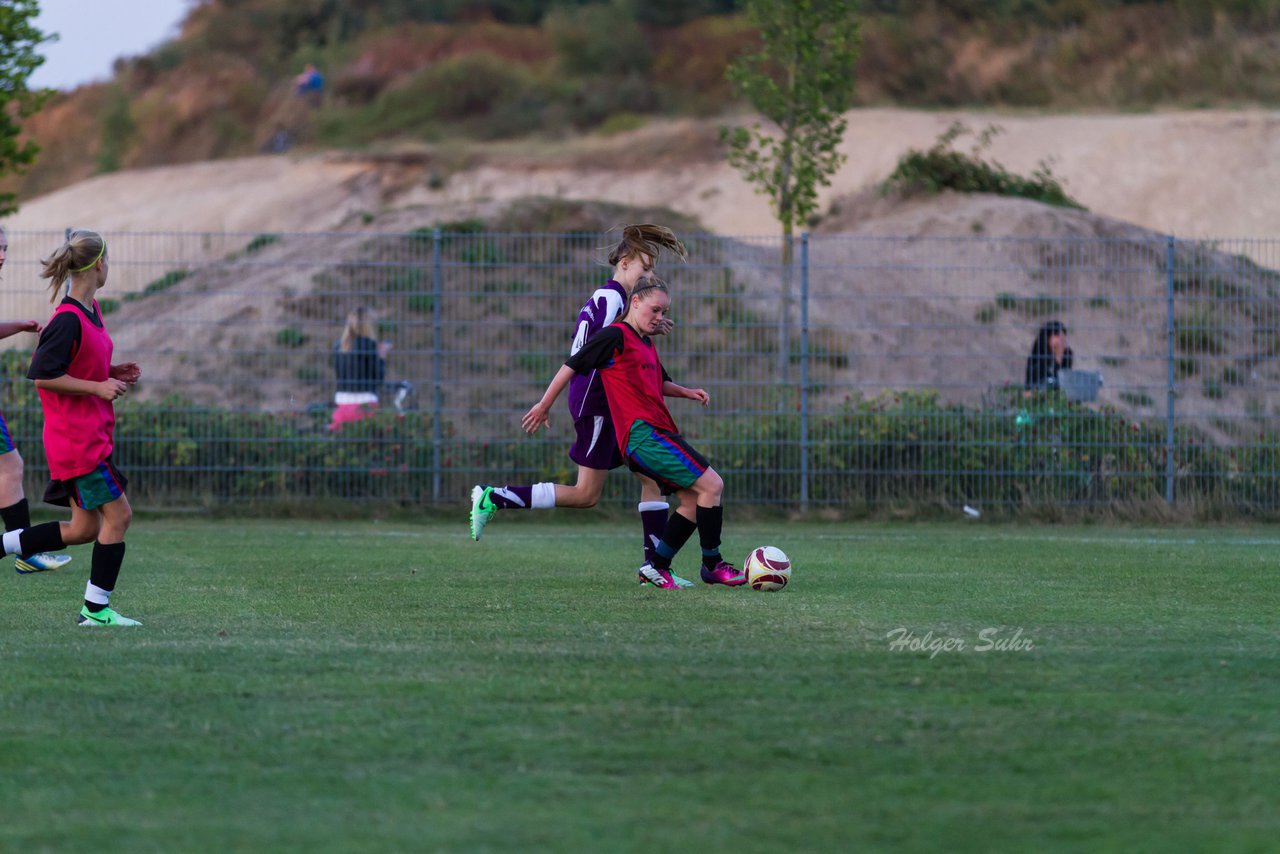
[1,228,1276,513]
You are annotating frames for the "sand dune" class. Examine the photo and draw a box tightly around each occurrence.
[6,109,1277,240]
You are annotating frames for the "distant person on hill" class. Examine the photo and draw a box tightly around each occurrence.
[330,306,391,431]
[294,63,324,105]
[0,225,73,574]
[1,229,144,626]
[1024,320,1073,396]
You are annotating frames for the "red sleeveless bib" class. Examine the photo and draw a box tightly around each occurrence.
[598,322,678,452]
[37,300,116,479]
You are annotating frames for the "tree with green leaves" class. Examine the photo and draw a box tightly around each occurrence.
[721,0,859,379]
[0,0,52,216]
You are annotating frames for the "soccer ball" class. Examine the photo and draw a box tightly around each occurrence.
[744,546,791,592]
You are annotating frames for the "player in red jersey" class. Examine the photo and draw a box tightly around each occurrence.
[523,278,745,589]
[0,229,143,626]
[469,225,695,586]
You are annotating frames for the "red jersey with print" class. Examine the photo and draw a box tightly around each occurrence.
[34,299,115,479]
[579,321,678,453]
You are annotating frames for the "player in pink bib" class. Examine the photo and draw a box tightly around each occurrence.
[0,229,143,626]
[523,278,746,590]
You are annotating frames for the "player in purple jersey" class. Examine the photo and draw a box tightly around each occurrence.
[469,224,693,585]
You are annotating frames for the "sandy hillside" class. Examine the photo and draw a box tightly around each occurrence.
[6,109,1280,242]
[2,109,1274,440]
[59,190,1267,452]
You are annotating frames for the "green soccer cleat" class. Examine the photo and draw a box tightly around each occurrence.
[77,606,142,627]
[470,485,499,541]
[14,552,73,574]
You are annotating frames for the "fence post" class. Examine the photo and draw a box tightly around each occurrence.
[779,233,792,385]
[1165,235,1176,505]
[432,227,444,503]
[799,232,810,511]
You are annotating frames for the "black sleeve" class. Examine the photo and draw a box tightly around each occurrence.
[1062,348,1073,370]
[27,313,82,380]
[355,337,384,385]
[661,365,672,384]
[566,326,623,373]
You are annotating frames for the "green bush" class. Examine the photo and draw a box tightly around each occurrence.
[880,122,1085,209]
[1176,307,1227,354]
[544,1,649,78]
[244,233,280,255]
[276,327,309,348]
[317,54,546,144]
[1120,391,1154,408]
[97,86,135,175]
[126,269,189,302]
[2,346,1276,513]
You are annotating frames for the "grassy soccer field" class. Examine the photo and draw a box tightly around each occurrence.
[1,517,1276,852]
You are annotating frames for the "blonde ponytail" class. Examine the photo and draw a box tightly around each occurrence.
[607,223,687,267]
[40,229,106,303]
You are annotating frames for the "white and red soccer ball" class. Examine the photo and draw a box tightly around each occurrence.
[744,545,791,592]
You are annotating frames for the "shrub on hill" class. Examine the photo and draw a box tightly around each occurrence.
[880,122,1084,209]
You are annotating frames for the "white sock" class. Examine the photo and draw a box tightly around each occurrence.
[2,529,21,556]
[531,482,556,509]
[84,583,111,606]
[638,501,668,514]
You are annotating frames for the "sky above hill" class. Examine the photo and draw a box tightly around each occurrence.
[29,0,192,91]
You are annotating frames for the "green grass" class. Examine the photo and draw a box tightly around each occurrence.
[2,519,1277,851]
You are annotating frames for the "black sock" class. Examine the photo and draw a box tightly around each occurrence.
[0,498,30,532]
[18,521,65,560]
[86,541,127,610]
[651,511,697,570]
[696,505,724,567]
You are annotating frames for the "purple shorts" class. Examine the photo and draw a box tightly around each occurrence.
[568,414,624,471]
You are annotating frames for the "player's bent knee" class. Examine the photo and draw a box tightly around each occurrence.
[102,513,132,537]
[63,522,99,546]
[560,492,599,509]
[693,469,724,500]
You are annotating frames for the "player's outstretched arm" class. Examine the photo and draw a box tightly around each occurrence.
[0,320,41,340]
[662,381,709,406]
[522,364,576,434]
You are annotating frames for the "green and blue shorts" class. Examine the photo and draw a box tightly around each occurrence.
[624,420,710,495]
[42,456,129,510]
[0,411,15,455]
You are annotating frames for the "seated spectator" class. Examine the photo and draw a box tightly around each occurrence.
[1024,320,1073,395]
[330,307,391,431]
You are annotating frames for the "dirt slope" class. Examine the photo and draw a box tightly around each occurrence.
[1,109,1273,440]
[6,109,1279,241]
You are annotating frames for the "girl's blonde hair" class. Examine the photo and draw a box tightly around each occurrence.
[340,306,376,352]
[620,274,669,321]
[607,224,687,267]
[40,229,106,302]
[630,274,669,303]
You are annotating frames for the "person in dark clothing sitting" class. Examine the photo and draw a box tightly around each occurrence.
[330,307,391,431]
[1024,320,1073,396]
